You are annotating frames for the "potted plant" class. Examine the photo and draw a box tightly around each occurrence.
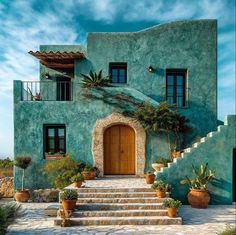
[70,173,84,188]
[82,164,96,180]
[145,171,155,184]
[180,163,215,208]
[163,198,182,217]
[60,189,78,211]
[152,158,170,172]
[151,180,171,198]
[14,156,32,202]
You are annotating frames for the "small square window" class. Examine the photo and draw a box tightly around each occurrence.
[109,63,127,84]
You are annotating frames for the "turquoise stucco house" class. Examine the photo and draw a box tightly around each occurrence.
[14,20,236,204]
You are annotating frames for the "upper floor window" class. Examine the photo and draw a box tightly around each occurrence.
[109,63,127,84]
[44,125,66,155]
[166,69,187,107]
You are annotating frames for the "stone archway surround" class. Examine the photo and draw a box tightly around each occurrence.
[92,112,146,176]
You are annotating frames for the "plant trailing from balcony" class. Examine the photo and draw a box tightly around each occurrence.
[14,156,32,202]
[80,70,110,88]
[180,163,215,208]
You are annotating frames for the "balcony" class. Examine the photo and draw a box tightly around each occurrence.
[21,81,73,101]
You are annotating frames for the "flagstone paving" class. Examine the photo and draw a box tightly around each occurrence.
[6,203,236,235]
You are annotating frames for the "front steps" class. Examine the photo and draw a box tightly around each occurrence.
[55,187,182,226]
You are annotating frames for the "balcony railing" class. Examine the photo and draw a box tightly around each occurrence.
[22,81,73,101]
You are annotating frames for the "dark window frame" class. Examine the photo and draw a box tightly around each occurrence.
[43,124,66,158]
[56,77,72,101]
[109,63,127,84]
[166,69,187,107]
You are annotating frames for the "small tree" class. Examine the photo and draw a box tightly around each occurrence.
[14,157,32,191]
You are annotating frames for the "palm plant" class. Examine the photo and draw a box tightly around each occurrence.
[80,70,110,88]
[14,157,32,191]
[180,163,215,190]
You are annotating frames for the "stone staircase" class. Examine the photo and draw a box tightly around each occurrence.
[55,187,182,226]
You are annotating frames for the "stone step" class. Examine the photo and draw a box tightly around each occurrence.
[77,197,165,204]
[54,216,182,226]
[76,203,164,210]
[77,192,156,198]
[75,188,152,193]
[72,209,168,217]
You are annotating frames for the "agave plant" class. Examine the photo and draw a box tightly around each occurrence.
[80,70,110,88]
[180,163,215,190]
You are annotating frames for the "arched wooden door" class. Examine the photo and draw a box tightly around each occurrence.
[104,124,135,175]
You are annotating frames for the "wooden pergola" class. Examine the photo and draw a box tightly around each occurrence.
[28,51,85,72]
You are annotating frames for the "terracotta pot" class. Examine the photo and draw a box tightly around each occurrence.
[156,189,166,198]
[15,190,30,202]
[167,208,177,217]
[62,199,77,211]
[171,150,181,158]
[82,171,96,180]
[187,189,210,208]
[145,174,155,184]
[152,163,165,172]
[73,181,82,188]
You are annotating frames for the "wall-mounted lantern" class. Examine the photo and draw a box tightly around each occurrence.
[148,66,155,73]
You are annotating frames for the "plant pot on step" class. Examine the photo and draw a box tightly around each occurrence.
[145,172,155,184]
[187,189,210,208]
[152,163,165,172]
[156,189,166,198]
[62,200,77,211]
[15,189,30,202]
[82,171,96,180]
[167,208,177,217]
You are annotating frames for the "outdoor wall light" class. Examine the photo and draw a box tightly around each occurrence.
[148,66,155,73]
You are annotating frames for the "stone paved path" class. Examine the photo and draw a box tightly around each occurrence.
[6,203,236,235]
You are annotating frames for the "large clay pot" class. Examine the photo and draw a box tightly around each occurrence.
[73,181,82,188]
[167,208,177,217]
[187,189,210,208]
[62,199,77,211]
[82,171,96,180]
[145,174,155,184]
[156,189,166,198]
[152,163,165,172]
[15,190,30,202]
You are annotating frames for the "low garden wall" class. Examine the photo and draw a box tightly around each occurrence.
[0,177,14,198]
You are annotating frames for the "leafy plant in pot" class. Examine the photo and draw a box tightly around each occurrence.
[180,163,215,208]
[60,189,78,211]
[163,198,182,217]
[82,164,96,180]
[145,171,155,184]
[14,156,32,202]
[70,173,84,188]
[151,180,171,198]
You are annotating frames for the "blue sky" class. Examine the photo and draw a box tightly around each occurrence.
[0,0,235,158]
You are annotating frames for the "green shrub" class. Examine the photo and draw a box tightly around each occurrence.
[163,198,182,209]
[0,158,13,168]
[151,180,171,192]
[0,203,20,235]
[43,155,85,189]
[70,173,84,183]
[60,189,78,201]
[218,225,236,235]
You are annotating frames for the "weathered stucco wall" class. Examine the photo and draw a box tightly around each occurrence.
[14,20,218,191]
[157,115,236,204]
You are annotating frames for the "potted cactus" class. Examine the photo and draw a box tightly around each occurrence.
[145,171,155,184]
[60,189,78,211]
[14,156,32,202]
[70,173,84,188]
[151,180,171,198]
[163,198,182,217]
[180,163,215,208]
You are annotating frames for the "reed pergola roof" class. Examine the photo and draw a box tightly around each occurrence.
[28,51,85,70]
